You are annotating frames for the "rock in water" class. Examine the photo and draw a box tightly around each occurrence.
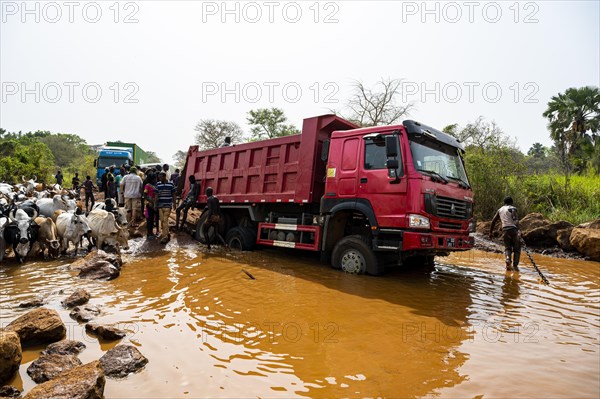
[62,289,90,308]
[18,297,44,309]
[99,345,148,378]
[570,227,600,261]
[4,308,65,346]
[69,305,101,322]
[27,353,83,383]
[79,261,120,281]
[85,324,126,341]
[23,360,105,399]
[71,250,122,271]
[0,332,22,386]
[0,385,21,398]
[42,340,86,356]
[71,250,122,281]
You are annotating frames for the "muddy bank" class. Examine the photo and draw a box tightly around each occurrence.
[476,213,599,261]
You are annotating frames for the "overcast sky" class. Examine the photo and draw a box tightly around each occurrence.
[1,0,599,163]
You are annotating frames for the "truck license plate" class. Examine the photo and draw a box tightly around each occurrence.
[447,238,455,247]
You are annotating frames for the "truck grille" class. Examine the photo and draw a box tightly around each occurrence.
[439,221,462,230]
[425,194,471,220]
[436,196,469,219]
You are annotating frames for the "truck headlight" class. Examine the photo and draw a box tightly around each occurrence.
[409,214,430,229]
[468,220,477,233]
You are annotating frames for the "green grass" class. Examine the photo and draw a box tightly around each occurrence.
[510,173,600,225]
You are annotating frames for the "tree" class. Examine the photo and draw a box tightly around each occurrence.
[247,108,300,140]
[172,150,187,170]
[339,78,414,127]
[542,86,600,174]
[0,138,55,183]
[527,143,546,158]
[146,151,162,163]
[194,119,244,150]
[454,117,514,151]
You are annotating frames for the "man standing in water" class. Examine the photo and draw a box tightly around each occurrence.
[490,196,521,271]
[202,187,222,250]
[155,172,176,244]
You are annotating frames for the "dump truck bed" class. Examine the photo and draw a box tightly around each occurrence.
[182,114,357,205]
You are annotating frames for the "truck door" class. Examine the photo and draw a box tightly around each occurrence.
[358,132,407,228]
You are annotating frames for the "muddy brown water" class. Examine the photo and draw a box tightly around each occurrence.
[1,236,599,398]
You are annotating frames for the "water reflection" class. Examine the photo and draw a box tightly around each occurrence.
[1,241,598,398]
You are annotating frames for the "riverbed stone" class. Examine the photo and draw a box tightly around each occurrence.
[62,289,90,308]
[23,360,105,399]
[476,221,502,238]
[519,213,549,232]
[79,260,120,280]
[18,297,44,309]
[556,227,575,251]
[570,227,600,261]
[0,332,22,386]
[4,308,65,346]
[69,305,101,323]
[42,340,86,356]
[26,353,83,383]
[0,385,20,398]
[85,324,126,341]
[99,345,148,378]
[520,214,573,248]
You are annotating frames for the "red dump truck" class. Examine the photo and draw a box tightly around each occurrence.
[181,114,474,275]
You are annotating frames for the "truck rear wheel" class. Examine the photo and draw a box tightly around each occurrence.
[225,227,256,251]
[331,235,384,276]
[194,212,226,244]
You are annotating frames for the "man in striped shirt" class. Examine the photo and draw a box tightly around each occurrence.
[155,172,176,244]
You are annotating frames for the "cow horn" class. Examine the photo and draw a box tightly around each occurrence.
[32,175,37,182]
[8,208,16,222]
[22,176,26,182]
[31,209,38,220]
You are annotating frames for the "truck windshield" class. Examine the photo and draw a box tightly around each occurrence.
[409,139,469,185]
[98,157,127,168]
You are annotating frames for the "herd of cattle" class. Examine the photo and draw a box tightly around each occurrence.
[0,177,130,263]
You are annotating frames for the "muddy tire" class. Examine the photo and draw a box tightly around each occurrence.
[226,227,256,251]
[331,235,384,276]
[194,211,226,244]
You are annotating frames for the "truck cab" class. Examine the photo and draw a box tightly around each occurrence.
[95,147,133,184]
[321,120,474,273]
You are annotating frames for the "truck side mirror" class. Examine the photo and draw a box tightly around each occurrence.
[385,136,398,157]
[321,140,330,162]
[386,159,399,169]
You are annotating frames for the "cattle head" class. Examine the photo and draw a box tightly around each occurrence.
[21,175,37,194]
[66,213,92,239]
[5,209,39,263]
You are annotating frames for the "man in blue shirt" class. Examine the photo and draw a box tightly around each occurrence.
[155,172,176,244]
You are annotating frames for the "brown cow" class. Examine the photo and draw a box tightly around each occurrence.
[33,216,61,259]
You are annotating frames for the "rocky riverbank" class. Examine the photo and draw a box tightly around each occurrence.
[0,250,148,398]
[476,213,600,261]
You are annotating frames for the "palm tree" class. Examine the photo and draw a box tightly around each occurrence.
[543,86,600,174]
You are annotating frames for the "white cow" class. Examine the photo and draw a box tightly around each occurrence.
[37,195,77,217]
[3,209,40,263]
[86,209,129,251]
[92,199,128,226]
[55,212,91,254]
[0,216,8,262]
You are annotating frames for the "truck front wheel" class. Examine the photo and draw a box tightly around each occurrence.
[331,235,384,276]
